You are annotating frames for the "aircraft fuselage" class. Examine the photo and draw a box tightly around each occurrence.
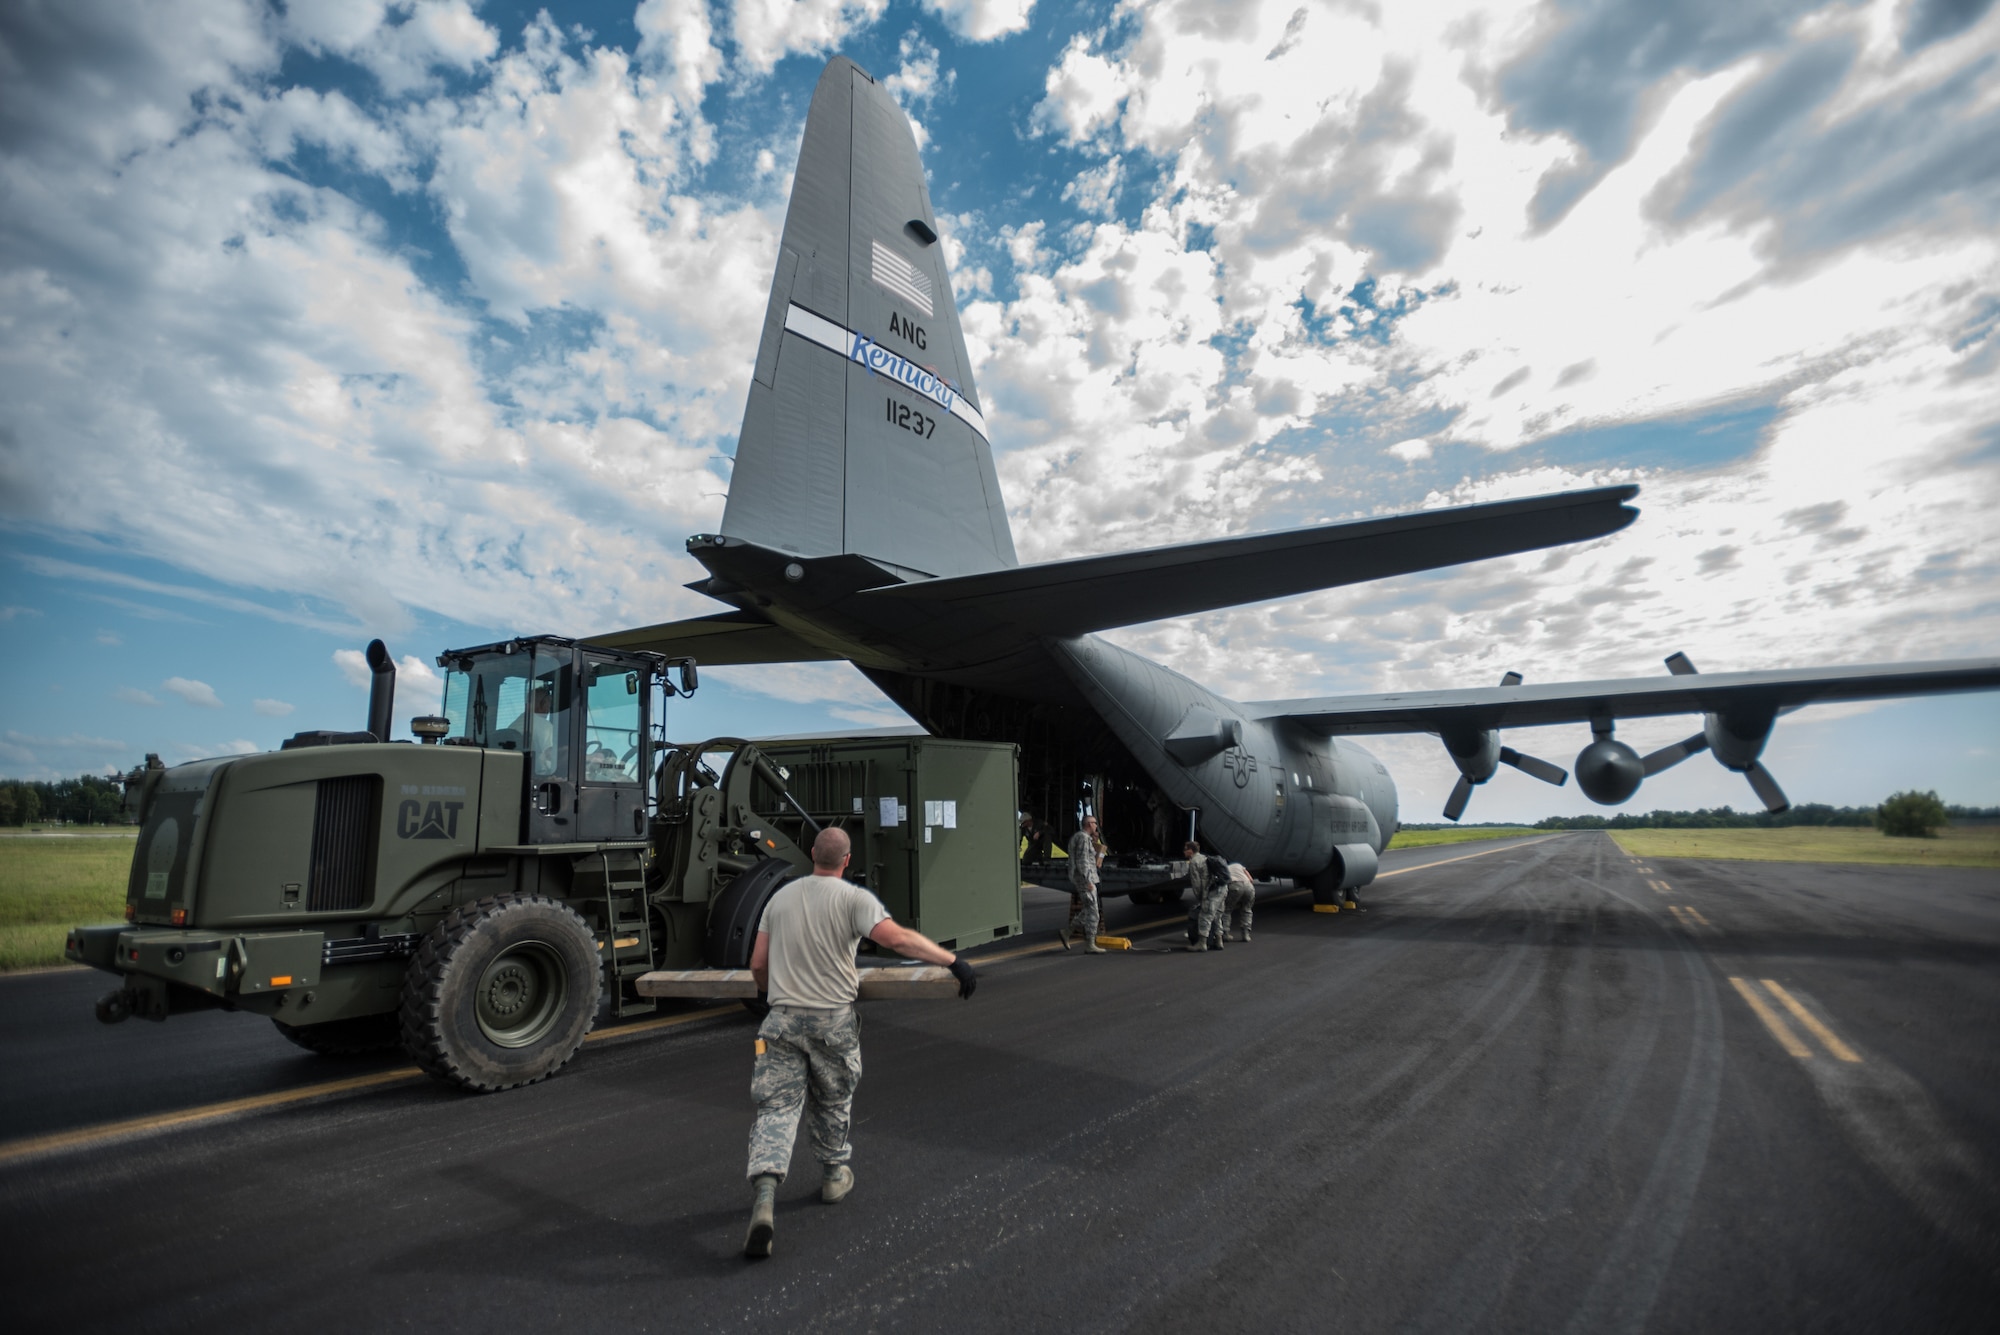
[686,533,1397,881]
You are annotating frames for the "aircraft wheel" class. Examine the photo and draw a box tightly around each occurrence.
[400,894,601,1093]
[272,1012,401,1056]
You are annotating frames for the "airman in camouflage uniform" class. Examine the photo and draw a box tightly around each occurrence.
[1184,844,1229,950]
[1222,862,1256,942]
[1064,816,1105,953]
[742,827,978,1259]
[747,1005,865,1183]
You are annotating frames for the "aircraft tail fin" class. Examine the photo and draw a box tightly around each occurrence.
[721,56,1015,580]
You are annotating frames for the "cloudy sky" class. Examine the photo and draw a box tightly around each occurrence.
[2,0,1996,822]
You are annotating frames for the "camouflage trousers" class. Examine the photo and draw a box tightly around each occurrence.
[1188,885,1227,945]
[1222,881,1255,937]
[746,1004,863,1182]
[1068,881,1100,942]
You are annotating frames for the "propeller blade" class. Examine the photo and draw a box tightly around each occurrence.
[1642,732,1709,776]
[1665,652,1698,676]
[1745,762,1790,814]
[1442,774,1474,822]
[1500,746,1568,786]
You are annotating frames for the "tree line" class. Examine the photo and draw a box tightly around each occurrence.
[0,773,129,826]
[1531,793,1991,836]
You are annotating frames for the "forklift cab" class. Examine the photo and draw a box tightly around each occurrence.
[436,636,694,844]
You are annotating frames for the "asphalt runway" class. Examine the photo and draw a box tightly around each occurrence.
[3,833,1997,1331]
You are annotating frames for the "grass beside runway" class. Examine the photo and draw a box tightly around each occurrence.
[1388,826,1541,849]
[0,830,134,971]
[1610,825,2000,868]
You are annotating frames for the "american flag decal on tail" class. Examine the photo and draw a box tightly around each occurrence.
[871,239,934,317]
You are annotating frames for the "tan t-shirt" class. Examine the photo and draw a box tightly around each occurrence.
[761,874,892,1009]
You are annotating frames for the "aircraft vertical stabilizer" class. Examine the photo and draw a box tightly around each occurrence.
[722,56,1016,579]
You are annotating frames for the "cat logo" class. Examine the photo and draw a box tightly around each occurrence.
[396,799,465,840]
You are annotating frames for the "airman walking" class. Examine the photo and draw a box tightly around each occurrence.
[742,827,978,1258]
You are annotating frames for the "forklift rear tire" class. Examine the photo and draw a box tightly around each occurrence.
[273,1012,402,1056]
[400,893,602,1093]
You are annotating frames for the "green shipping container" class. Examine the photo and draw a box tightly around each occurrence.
[750,736,1022,952]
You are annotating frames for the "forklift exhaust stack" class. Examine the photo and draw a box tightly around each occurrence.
[364,639,396,743]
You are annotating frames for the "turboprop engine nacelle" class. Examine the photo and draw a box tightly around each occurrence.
[1575,720,1645,805]
[1435,673,1569,821]
[1638,655,1791,813]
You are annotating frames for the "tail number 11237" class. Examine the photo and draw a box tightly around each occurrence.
[886,397,936,438]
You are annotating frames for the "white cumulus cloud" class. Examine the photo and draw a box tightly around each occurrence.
[922,0,1034,43]
[162,677,223,709]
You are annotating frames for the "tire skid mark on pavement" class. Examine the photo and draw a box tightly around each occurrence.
[1558,851,1726,1335]
[1080,843,1574,1330]
[1403,872,1675,1333]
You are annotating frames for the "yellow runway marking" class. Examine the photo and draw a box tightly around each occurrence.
[1760,979,1863,1063]
[1668,904,1715,930]
[0,1067,424,1166]
[0,1005,740,1168]
[584,1004,736,1044]
[1729,976,1813,1059]
[1648,878,1671,894]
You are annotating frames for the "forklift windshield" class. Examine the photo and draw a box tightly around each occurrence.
[439,646,573,776]
[441,650,530,750]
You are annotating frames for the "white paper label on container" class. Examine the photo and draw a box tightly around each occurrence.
[943,800,957,829]
[878,796,899,827]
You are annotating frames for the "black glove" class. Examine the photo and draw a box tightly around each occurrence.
[947,956,978,1000]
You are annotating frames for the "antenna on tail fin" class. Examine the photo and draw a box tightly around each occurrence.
[721,56,1016,579]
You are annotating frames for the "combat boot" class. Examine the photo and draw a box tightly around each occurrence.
[822,1164,855,1204]
[1189,940,1207,952]
[1082,940,1107,954]
[1240,930,1252,943]
[1209,936,1225,951]
[744,1174,778,1258]
[1056,927,1073,951]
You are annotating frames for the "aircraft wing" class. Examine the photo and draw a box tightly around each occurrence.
[585,610,840,665]
[1245,659,2000,734]
[861,486,1640,636]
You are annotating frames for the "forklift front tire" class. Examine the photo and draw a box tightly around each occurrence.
[400,893,602,1093]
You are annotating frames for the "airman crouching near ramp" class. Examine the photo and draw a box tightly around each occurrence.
[742,827,978,1259]
[1186,845,1230,950]
[1061,816,1106,953]
[1223,862,1256,942]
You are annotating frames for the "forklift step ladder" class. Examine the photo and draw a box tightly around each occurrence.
[598,858,658,1019]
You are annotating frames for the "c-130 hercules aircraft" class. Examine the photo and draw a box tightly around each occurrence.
[597,56,2000,905]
